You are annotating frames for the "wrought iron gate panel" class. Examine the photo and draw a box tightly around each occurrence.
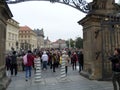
[101,15,120,79]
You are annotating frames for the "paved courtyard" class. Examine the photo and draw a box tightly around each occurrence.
[7,66,113,90]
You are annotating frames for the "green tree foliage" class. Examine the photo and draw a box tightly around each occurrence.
[75,37,83,49]
[70,39,75,48]
[66,40,69,48]
[66,38,75,48]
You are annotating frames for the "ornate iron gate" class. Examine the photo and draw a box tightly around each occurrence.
[101,14,120,79]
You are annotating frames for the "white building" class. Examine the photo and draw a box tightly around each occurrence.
[6,19,19,51]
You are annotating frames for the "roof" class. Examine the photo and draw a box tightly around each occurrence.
[34,29,44,37]
[19,26,32,31]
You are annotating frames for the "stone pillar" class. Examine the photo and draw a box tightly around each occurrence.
[0,1,12,90]
[78,0,120,80]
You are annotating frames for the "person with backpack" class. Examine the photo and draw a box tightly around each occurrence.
[108,48,120,90]
[24,50,34,81]
[10,51,17,76]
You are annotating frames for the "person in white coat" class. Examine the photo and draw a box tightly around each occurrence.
[62,50,69,75]
[41,51,48,70]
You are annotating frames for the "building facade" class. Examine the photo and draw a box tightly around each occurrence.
[52,39,67,49]
[19,26,37,51]
[44,37,52,48]
[6,19,19,52]
[34,28,44,49]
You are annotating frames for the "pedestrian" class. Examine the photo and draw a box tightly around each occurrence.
[10,51,18,76]
[5,54,11,76]
[41,51,48,70]
[71,52,78,70]
[77,51,84,72]
[51,53,57,72]
[108,48,120,90]
[24,50,34,81]
[62,50,69,75]
[49,52,52,69]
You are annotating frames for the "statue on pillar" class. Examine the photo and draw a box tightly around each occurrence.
[92,0,115,10]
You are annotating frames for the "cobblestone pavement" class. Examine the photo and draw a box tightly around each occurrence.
[7,66,113,90]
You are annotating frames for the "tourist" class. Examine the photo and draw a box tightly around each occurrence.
[108,48,120,90]
[41,51,48,70]
[24,50,34,81]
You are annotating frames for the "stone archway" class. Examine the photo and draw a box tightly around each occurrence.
[0,1,120,89]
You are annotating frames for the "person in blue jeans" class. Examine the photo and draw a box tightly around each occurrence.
[24,50,34,81]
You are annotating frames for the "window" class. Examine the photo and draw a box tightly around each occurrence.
[12,34,14,40]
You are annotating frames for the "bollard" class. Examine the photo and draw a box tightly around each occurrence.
[34,58,42,82]
[60,55,66,80]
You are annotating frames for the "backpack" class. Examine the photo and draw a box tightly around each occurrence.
[23,54,28,65]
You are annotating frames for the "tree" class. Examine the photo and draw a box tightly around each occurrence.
[66,38,75,48]
[75,37,83,49]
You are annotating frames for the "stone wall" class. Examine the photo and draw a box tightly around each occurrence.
[0,1,12,90]
[78,0,120,80]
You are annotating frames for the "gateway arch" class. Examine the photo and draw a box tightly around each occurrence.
[0,0,120,89]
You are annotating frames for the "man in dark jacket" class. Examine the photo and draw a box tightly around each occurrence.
[10,51,17,76]
[109,48,120,90]
[78,51,84,73]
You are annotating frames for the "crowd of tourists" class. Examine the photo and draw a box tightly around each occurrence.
[5,48,84,81]
[5,47,120,90]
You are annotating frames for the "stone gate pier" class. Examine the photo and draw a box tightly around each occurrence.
[0,1,12,90]
[78,0,120,80]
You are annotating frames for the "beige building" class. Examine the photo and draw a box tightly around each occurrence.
[19,26,37,51]
[6,19,19,52]
[34,28,44,49]
[52,39,67,49]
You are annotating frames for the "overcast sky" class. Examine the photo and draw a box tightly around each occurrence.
[8,0,118,42]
